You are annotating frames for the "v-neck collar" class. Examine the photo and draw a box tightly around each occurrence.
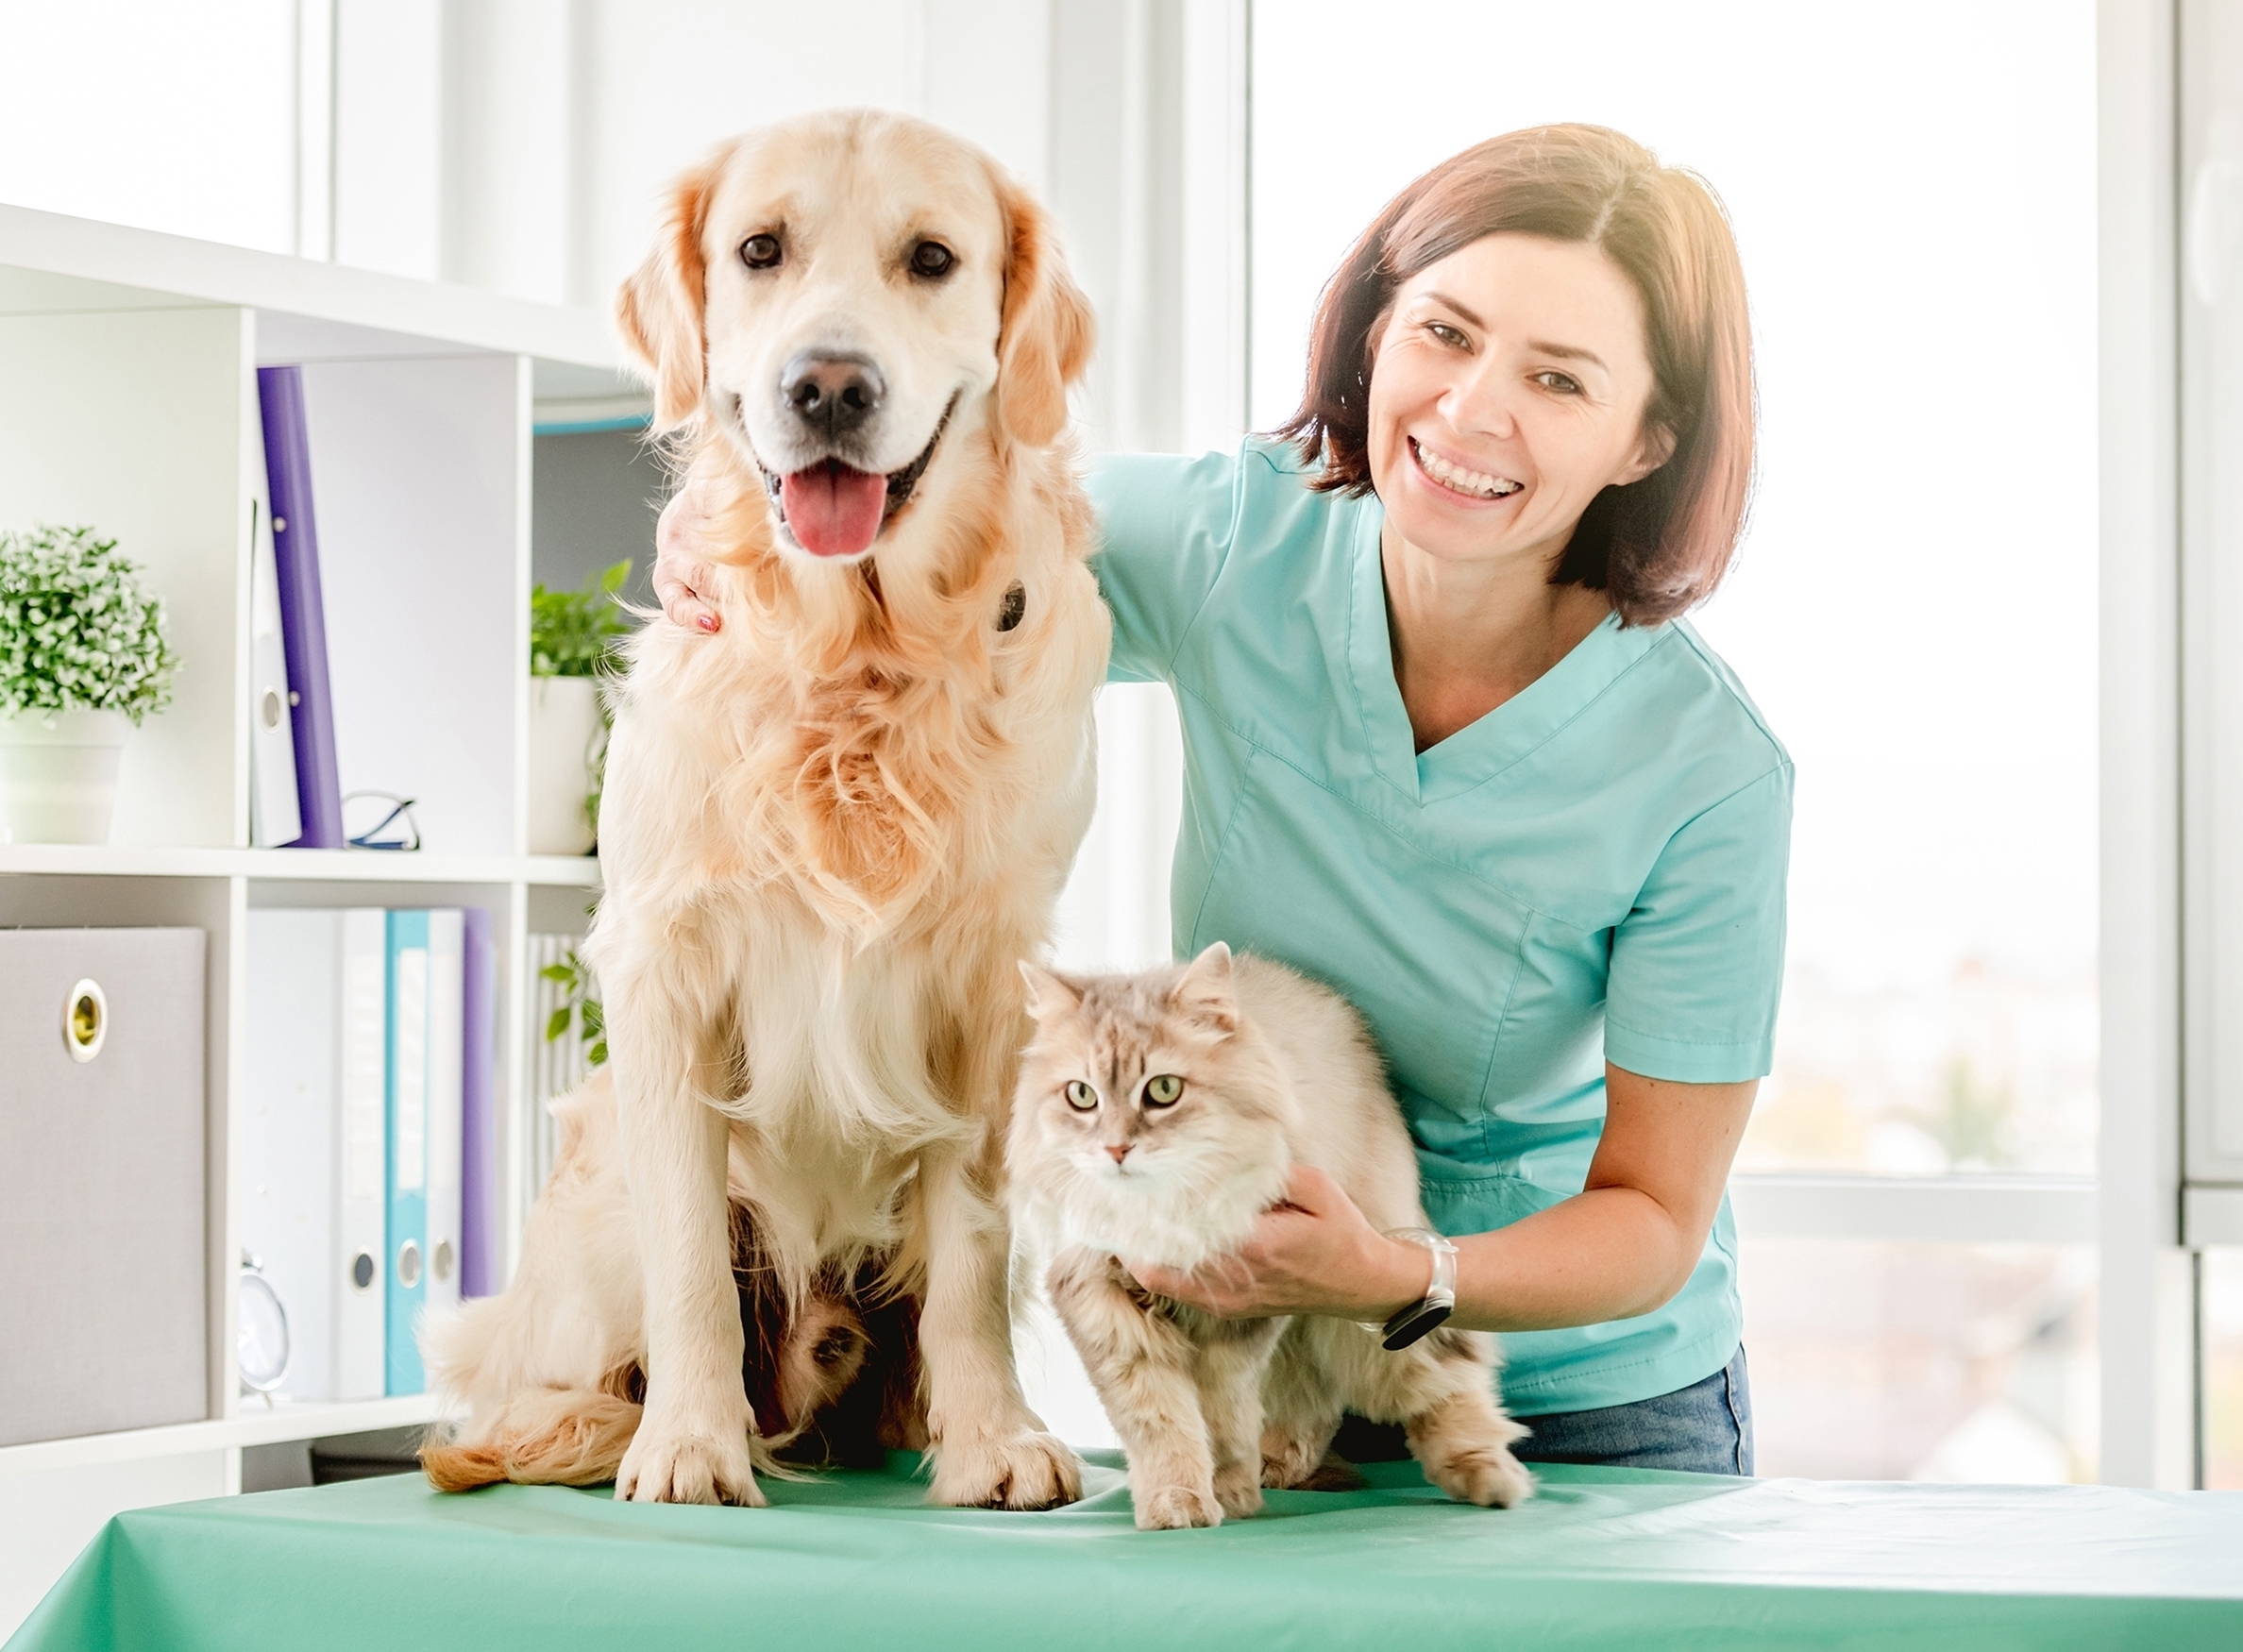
[1343,495,1662,805]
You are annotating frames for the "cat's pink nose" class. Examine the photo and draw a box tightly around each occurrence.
[1105,1144,1131,1164]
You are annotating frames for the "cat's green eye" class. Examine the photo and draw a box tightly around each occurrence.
[1064,1080,1099,1111]
[1143,1073,1185,1107]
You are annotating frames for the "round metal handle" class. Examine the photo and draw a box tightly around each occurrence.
[64,978,106,1063]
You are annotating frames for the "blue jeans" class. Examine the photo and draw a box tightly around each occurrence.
[1333,1344,1755,1477]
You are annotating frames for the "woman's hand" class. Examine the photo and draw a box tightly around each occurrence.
[654,476,721,632]
[1127,1164,1432,1322]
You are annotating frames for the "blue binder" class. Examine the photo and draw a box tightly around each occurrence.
[383,910,430,1395]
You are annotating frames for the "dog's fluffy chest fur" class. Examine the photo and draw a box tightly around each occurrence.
[585,438,1108,1290]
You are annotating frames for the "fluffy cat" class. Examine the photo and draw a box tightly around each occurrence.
[1008,942,1533,1529]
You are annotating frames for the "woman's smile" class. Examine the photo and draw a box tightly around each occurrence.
[1408,434,1525,502]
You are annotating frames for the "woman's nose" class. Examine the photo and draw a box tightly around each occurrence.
[1444,362,1520,439]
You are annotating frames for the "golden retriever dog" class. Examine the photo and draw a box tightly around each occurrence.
[418,108,1107,1509]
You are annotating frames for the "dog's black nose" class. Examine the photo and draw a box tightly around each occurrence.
[781,352,885,438]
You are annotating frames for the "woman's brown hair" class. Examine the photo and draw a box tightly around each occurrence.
[1277,124,1755,626]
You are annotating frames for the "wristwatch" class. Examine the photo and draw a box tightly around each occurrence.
[1379,1227,1458,1351]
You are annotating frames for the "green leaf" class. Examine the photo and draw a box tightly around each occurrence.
[587,1038,607,1067]
[539,961,574,984]
[545,1006,572,1043]
[530,560,638,679]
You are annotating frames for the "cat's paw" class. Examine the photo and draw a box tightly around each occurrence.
[1136,1483,1223,1530]
[1427,1443,1536,1509]
[1259,1428,1326,1491]
[615,1409,764,1507]
[1213,1466,1265,1521]
[928,1427,1083,1509]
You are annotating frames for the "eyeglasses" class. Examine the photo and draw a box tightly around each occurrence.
[342,791,421,851]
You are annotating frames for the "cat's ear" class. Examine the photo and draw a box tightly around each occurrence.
[1019,959,1082,1021]
[1172,942,1240,1035]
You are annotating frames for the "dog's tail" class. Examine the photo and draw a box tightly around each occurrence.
[419,1387,642,1492]
[418,1382,799,1492]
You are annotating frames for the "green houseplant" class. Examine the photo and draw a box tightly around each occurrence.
[0,525,178,844]
[528,560,632,855]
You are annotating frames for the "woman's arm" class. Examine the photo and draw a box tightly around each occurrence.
[1131,1063,1756,1331]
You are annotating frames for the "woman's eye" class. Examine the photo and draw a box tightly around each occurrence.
[1535,370,1582,395]
[741,234,783,270]
[909,240,956,278]
[1064,1080,1098,1111]
[1143,1074,1185,1107]
[1427,322,1467,347]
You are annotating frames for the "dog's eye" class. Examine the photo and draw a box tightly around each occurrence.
[741,233,784,270]
[909,240,955,279]
[1143,1074,1184,1107]
[1064,1080,1098,1111]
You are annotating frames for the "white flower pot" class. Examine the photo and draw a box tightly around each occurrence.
[0,708,133,845]
[527,676,603,856]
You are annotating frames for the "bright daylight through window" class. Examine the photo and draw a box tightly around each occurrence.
[1253,0,2099,1479]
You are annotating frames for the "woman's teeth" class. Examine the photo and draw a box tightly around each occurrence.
[1412,438,1522,500]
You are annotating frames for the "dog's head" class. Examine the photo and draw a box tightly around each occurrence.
[616,110,1092,566]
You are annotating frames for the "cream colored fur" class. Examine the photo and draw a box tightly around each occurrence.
[1012,946,1534,1528]
[422,109,1107,1509]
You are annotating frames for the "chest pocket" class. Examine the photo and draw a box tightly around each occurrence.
[1183,754,1529,1155]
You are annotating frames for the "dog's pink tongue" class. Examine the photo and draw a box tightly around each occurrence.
[781,463,887,557]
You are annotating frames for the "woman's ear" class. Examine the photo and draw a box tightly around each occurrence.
[989,169,1095,448]
[615,146,729,431]
[1620,419,1678,486]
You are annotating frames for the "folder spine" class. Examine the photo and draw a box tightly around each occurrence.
[257,364,345,849]
[384,909,430,1395]
[423,910,465,1330]
[461,907,499,1298]
[337,909,388,1401]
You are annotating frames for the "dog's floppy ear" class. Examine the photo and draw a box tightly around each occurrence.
[615,147,729,431]
[990,171,1095,449]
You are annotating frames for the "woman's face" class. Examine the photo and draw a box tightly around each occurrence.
[1367,233,1668,572]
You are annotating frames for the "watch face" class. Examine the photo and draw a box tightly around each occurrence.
[1380,1301,1453,1353]
[238,1271,291,1391]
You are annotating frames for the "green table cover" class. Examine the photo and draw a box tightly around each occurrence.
[11,1453,2242,1651]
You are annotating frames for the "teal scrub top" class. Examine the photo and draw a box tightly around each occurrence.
[1088,439,1794,1416]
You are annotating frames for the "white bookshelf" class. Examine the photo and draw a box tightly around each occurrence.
[0,205,627,1531]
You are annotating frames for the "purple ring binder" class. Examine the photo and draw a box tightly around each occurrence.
[258,365,346,849]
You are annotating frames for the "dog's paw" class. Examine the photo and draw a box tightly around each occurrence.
[1136,1482,1223,1531]
[615,1412,765,1507]
[1425,1443,1535,1510]
[928,1427,1083,1510]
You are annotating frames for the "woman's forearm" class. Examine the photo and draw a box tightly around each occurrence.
[1443,1184,1704,1333]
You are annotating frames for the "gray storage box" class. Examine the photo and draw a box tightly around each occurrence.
[0,928,208,1445]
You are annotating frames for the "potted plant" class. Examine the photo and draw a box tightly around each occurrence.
[528,560,632,856]
[0,525,178,845]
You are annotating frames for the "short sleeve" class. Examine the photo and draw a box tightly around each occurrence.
[1601,762,1794,1085]
[1086,448,1243,683]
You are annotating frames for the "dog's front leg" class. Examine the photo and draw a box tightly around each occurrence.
[917,1149,1083,1509]
[607,974,760,1507]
